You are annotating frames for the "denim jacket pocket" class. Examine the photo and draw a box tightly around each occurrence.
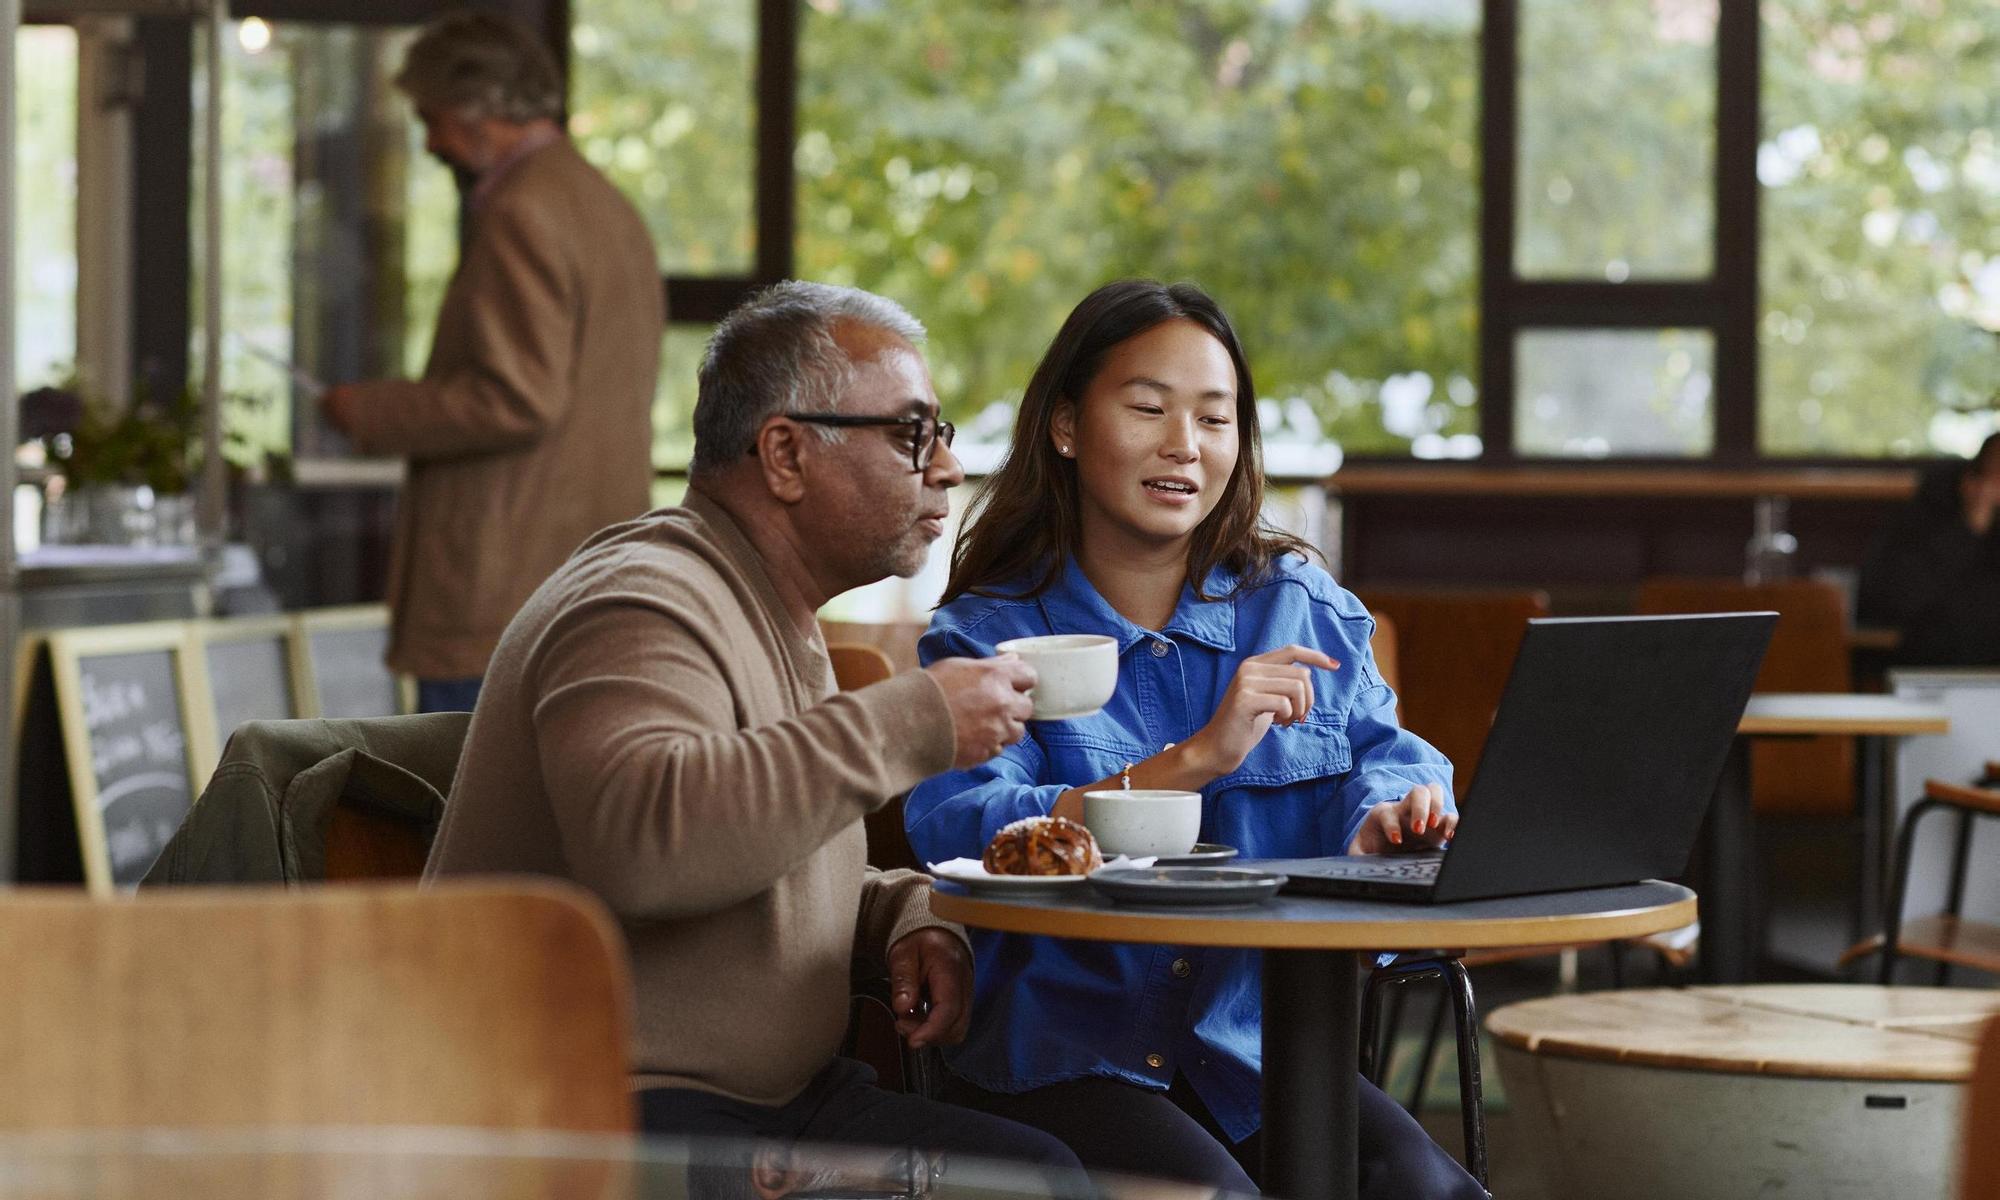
[1209,717,1352,791]
[1035,722,1153,788]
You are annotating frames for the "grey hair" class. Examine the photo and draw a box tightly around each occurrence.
[689,281,926,476]
[394,11,564,124]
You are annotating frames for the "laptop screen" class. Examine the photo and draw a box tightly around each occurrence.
[1429,612,1774,902]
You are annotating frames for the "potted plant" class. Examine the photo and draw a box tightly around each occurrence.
[33,381,277,548]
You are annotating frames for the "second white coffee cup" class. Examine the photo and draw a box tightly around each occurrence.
[1082,789,1203,858]
[996,634,1118,720]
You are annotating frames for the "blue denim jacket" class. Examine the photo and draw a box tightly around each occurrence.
[905,555,1452,1141]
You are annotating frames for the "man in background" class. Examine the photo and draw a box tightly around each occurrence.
[1859,431,2000,666]
[322,10,664,712]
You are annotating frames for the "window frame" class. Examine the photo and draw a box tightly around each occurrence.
[1476,0,1761,466]
[116,0,1976,468]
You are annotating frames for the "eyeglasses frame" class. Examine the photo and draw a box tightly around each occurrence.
[769,411,957,472]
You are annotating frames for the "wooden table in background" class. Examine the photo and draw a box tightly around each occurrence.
[931,878,1695,1200]
[1698,695,1951,984]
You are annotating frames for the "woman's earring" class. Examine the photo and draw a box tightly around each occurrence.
[1059,444,1070,456]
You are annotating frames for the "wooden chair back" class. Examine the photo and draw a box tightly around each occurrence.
[322,803,434,880]
[1352,589,1550,792]
[1635,577,1851,815]
[819,620,928,676]
[827,642,920,872]
[1368,609,1401,701]
[827,642,896,692]
[1965,1015,2000,1198]
[0,882,634,1133]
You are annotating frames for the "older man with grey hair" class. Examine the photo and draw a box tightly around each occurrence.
[427,282,1081,1182]
[322,10,664,716]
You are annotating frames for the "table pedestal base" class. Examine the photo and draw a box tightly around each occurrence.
[1263,948,1362,1200]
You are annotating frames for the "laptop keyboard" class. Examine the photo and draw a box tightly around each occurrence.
[1316,856,1442,881]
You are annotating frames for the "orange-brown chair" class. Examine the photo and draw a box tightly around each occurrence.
[1635,577,1851,816]
[0,882,633,1132]
[1351,588,1550,793]
[1965,1015,2000,1198]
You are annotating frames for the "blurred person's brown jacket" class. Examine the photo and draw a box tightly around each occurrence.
[341,138,664,679]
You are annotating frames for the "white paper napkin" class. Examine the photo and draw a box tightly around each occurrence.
[927,855,1158,876]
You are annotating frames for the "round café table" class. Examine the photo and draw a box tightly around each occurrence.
[930,875,1695,1200]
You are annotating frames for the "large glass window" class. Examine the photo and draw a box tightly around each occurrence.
[652,325,710,472]
[193,20,458,465]
[16,26,79,391]
[1760,2,2000,457]
[569,0,756,276]
[1516,0,1717,281]
[795,0,1481,461]
[1515,328,1714,456]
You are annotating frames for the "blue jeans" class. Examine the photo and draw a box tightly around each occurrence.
[416,677,483,714]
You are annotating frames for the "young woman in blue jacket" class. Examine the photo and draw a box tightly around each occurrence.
[905,280,1485,1198]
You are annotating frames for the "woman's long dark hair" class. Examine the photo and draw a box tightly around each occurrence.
[942,279,1314,606]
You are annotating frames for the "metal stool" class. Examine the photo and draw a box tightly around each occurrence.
[1360,954,1487,1188]
[1856,762,2000,985]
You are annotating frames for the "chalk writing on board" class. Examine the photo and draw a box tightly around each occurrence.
[75,649,194,886]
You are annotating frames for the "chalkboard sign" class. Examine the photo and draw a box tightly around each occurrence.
[196,617,301,776]
[48,624,205,893]
[293,606,407,719]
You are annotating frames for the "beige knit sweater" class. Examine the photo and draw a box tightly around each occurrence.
[425,491,960,1105]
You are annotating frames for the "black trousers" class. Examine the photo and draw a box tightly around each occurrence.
[944,1070,1487,1199]
[639,1057,1086,1192]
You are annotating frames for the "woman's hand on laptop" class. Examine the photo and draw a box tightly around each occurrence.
[1347,783,1456,854]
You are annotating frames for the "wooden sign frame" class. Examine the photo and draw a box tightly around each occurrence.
[188,614,306,778]
[290,605,414,719]
[46,621,210,895]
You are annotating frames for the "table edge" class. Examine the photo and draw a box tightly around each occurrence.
[927,888,1697,951]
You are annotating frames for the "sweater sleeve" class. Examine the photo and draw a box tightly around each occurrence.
[854,867,968,971]
[526,593,957,919]
[339,202,576,461]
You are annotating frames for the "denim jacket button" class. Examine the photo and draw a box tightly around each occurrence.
[1150,640,1170,658]
[1145,1053,1165,1069]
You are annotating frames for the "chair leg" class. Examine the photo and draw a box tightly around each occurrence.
[1927,809,1974,986]
[1880,798,1943,985]
[1443,959,1489,1190]
[1409,985,1448,1115]
[1359,969,1389,1084]
[1363,959,1452,1090]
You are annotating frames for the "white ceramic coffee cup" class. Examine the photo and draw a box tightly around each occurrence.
[995,634,1118,720]
[1082,789,1203,858]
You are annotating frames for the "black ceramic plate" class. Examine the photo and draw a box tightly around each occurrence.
[1152,843,1240,866]
[1087,866,1287,906]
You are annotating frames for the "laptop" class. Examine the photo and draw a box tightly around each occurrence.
[1259,612,1775,903]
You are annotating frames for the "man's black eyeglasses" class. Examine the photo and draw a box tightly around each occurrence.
[777,412,957,472]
